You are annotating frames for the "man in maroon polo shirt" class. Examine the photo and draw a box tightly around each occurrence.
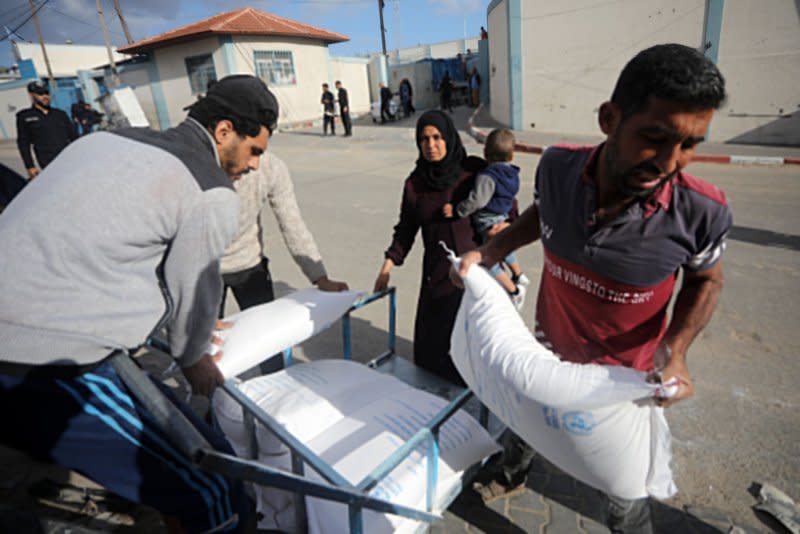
[458,44,731,533]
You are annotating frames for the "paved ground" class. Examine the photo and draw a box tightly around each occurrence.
[0,105,797,533]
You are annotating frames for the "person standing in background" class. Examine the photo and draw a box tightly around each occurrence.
[439,71,453,113]
[335,80,352,137]
[469,68,482,107]
[321,83,336,136]
[16,80,76,179]
[379,82,395,123]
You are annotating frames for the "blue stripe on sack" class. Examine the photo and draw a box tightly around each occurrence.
[57,378,220,529]
[81,372,234,521]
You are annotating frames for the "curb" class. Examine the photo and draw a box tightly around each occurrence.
[278,112,371,133]
[467,105,800,166]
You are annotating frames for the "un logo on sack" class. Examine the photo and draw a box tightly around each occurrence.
[562,411,595,436]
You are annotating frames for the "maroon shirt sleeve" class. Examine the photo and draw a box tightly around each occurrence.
[385,177,419,266]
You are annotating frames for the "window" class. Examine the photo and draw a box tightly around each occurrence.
[185,54,217,94]
[254,51,296,86]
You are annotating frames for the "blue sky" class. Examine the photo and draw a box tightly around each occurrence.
[0,0,492,68]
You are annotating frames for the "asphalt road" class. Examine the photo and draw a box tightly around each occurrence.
[0,108,797,532]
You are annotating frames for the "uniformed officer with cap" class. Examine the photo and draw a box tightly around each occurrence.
[16,80,77,179]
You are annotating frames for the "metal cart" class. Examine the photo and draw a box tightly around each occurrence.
[137,288,502,533]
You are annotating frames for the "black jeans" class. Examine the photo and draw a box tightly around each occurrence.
[341,110,352,135]
[220,258,282,377]
[380,101,394,122]
[323,114,335,135]
[497,430,653,533]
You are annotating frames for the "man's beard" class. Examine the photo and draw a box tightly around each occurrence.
[605,142,677,200]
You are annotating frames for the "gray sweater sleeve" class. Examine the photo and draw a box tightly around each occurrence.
[456,173,496,217]
[165,189,240,367]
[264,155,327,283]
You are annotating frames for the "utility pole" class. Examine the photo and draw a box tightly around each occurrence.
[112,0,133,44]
[377,0,387,56]
[96,0,120,86]
[28,0,54,84]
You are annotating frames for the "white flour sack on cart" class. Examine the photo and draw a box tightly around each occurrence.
[449,256,678,500]
[207,288,361,379]
[213,360,500,533]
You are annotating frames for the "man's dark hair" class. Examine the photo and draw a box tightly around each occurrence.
[611,43,726,119]
[335,80,341,85]
[189,98,263,138]
[484,128,515,163]
[322,83,329,89]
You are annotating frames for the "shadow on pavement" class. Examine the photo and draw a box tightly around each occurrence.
[436,454,740,533]
[729,225,800,252]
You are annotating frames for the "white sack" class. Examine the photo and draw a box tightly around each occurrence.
[213,360,500,533]
[449,259,677,500]
[208,289,361,378]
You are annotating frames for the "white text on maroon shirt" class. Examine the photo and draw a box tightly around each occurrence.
[544,256,654,305]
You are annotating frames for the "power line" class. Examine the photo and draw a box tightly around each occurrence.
[0,0,49,43]
[45,3,125,39]
[0,4,29,25]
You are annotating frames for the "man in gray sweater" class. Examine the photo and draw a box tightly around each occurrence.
[221,151,348,308]
[0,75,278,533]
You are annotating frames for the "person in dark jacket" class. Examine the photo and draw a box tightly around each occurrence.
[439,71,453,112]
[16,80,77,179]
[373,110,485,385]
[321,83,336,136]
[335,80,352,137]
[379,82,395,123]
[399,78,414,118]
[0,163,26,214]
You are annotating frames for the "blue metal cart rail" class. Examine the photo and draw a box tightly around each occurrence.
[150,287,499,533]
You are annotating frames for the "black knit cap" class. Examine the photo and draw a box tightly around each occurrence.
[27,80,49,95]
[189,75,279,133]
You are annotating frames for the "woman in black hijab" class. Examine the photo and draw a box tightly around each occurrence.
[374,110,485,385]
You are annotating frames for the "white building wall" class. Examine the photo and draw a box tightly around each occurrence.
[330,58,371,115]
[14,43,126,78]
[519,0,704,136]
[153,37,224,127]
[0,84,31,141]
[713,0,800,144]
[387,38,480,64]
[488,1,510,126]
[111,65,157,129]
[231,36,332,126]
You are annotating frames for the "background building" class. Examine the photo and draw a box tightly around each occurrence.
[116,7,370,131]
[0,43,123,140]
[486,0,799,145]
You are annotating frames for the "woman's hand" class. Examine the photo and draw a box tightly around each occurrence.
[442,203,454,218]
[373,272,390,293]
[373,259,395,293]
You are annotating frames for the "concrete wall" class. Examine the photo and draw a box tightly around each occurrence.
[330,58,371,115]
[106,64,157,129]
[487,0,799,145]
[14,43,126,78]
[152,37,224,127]
[388,37,481,64]
[518,0,704,136]
[488,0,510,127]
[0,82,31,140]
[713,0,800,145]
[386,61,436,111]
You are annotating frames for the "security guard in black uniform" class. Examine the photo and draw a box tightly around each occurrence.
[16,80,77,179]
